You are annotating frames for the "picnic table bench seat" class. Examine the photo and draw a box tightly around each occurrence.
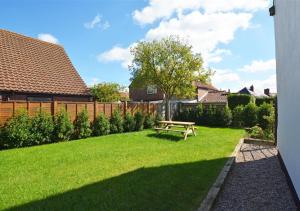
[154,121,196,140]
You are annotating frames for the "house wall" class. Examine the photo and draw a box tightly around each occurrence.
[274,0,300,197]
[129,88,164,101]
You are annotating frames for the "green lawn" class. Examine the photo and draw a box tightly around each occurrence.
[0,127,244,211]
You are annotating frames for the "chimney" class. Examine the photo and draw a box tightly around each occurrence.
[264,88,270,96]
[249,85,254,92]
[228,89,231,93]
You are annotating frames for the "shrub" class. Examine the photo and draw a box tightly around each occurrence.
[134,111,144,131]
[154,114,163,127]
[92,113,110,136]
[53,109,74,141]
[144,114,155,129]
[214,106,232,127]
[232,105,244,128]
[256,96,276,106]
[30,110,54,145]
[257,103,274,130]
[247,126,264,139]
[110,110,123,133]
[74,109,92,139]
[194,104,204,125]
[1,110,32,148]
[243,103,258,127]
[123,112,136,132]
[228,94,255,110]
[202,105,216,126]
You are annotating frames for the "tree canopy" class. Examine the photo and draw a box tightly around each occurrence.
[129,36,212,119]
[91,83,125,102]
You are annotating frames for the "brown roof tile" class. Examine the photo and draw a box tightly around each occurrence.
[0,29,89,96]
[201,91,228,103]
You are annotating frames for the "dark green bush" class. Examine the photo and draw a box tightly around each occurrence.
[203,105,216,126]
[144,114,155,129]
[214,106,232,127]
[228,94,255,110]
[256,97,276,106]
[232,105,244,128]
[257,103,274,130]
[123,112,136,132]
[154,114,162,127]
[110,110,123,134]
[194,104,204,125]
[1,110,32,148]
[247,126,264,139]
[53,109,74,141]
[243,103,258,127]
[134,111,144,131]
[74,109,92,139]
[92,113,110,136]
[30,110,54,145]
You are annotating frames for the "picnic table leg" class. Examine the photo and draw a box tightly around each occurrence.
[184,131,188,140]
[192,126,196,136]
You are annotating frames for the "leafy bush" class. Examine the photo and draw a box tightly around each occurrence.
[228,94,255,110]
[257,103,274,130]
[256,96,276,106]
[123,112,136,132]
[202,105,216,126]
[243,103,258,127]
[194,104,204,125]
[1,110,32,148]
[232,105,244,128]
[144,114,155,129]
[74,109,92,139]
[53,109,74,141]
[154,114,163,127]
[92,113,110,136]
[110,110,123,134]
[214,106,232,127]
[30,110,54,145]
[247,126,264,139]
[134,111,144,131]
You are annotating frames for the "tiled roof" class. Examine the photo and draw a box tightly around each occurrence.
[193,81,218,91]
[201,91,228,103]
[0,29,89,96]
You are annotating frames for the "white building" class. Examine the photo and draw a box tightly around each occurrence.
[272,0,300,201]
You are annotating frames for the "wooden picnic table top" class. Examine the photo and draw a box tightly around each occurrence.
[159,120,195,125]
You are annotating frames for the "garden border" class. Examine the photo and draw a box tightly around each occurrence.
[197,138,244,211]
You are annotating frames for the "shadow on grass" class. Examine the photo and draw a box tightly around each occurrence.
[8,158,228,211]
[147,133,183,142]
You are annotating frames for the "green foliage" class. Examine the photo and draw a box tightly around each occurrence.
[247,126,264,139]
[134,111,144,131]
[30,110,54,145]
[214,106,232,127]
[91,82,124,102]
[232,105,244,128]
[74,109,92,139]
[92,113,110,136]
[257,103,274,130]
[228,94,255,110]
[53,109,74,141]
[1,110,32,148]
[110,110,123,134]
[243,103,258,127]
[144,114,155,129]
[256,97,276,106]
[123,112,136,132]
[130,36,212,120]
[154,114,163,127]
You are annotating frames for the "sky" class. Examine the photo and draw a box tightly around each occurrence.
[1,0,276,93]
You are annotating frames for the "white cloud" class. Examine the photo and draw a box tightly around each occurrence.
[244,74,277,92]
[133,0,269,25]
[84,14,110,30]
[97,44,137,68]
[212,69,240,85]
[37,33,59,44]
[240,59,276,73]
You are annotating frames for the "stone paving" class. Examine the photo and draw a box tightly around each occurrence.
[213,143,298,211]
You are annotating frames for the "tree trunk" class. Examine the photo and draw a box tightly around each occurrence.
[165,98,171,121]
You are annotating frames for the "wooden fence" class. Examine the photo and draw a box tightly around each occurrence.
[0,101,158,125]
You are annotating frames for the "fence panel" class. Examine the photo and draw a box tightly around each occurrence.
[0,101,159,125]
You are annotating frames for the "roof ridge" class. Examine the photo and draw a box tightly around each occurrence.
[0,29,63,48]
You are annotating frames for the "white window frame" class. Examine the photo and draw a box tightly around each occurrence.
[147,85,157,95]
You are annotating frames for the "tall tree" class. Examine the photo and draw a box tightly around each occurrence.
[129,36,212,120]
[91,82,124,102]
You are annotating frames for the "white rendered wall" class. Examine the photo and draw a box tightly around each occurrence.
[274,0,300,197]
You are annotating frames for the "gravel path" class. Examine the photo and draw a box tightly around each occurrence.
[213,143,298,211]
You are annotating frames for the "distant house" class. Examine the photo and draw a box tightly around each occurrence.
[238,85,271,98]
[129,81,228,105]
[0,29,91,102]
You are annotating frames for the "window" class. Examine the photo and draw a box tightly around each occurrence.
[147,85,157,95]
[27,97,52,102]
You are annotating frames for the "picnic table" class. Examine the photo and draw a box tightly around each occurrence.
[155,120,196,140]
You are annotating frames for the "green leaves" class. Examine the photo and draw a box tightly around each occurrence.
[91,83,125,102]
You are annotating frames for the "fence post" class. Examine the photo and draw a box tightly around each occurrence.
[111,103,113,117]
[13,101,16,116]
[94,101,97,120]
[27,101,30,115]
[147,102,150,114]
[52,101,57,115]
[124,101,127,116]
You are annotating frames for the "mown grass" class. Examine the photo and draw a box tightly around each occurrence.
[0,127,244,211]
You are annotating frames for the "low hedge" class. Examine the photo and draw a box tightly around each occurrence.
[228,94,255,110]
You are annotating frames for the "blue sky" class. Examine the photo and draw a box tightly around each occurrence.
[1,0,276,93]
